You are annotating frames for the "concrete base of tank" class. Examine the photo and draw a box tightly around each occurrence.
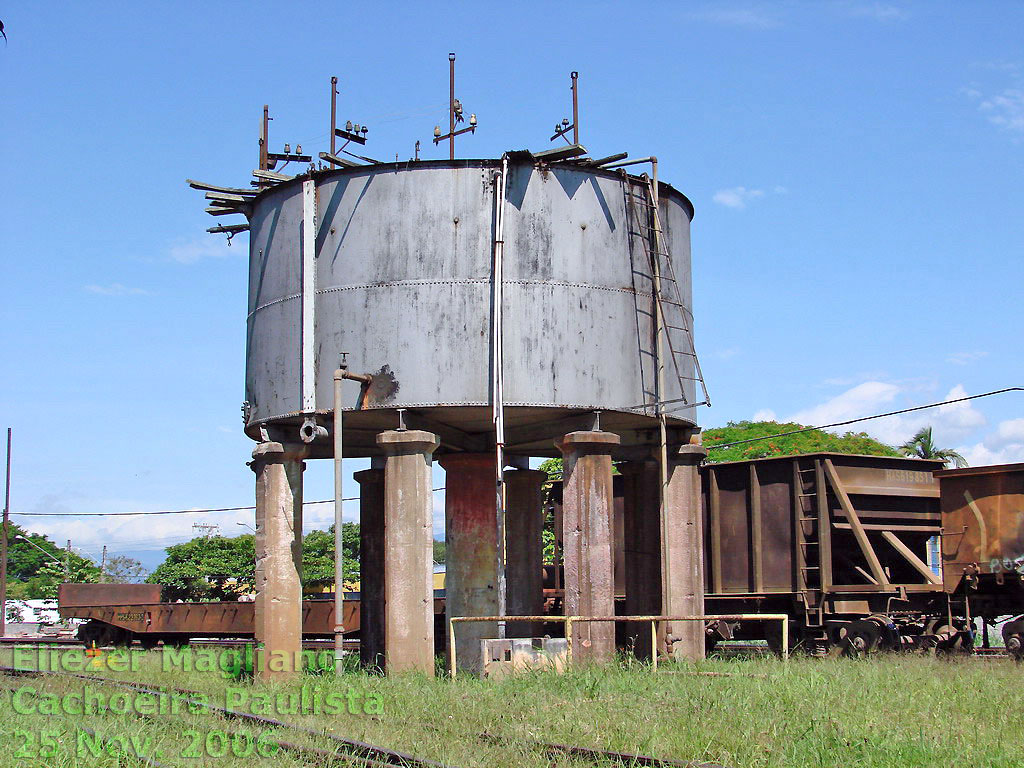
[249,418,705,676]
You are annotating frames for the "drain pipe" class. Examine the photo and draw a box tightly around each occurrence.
[333,360,346,675]
[492,154,509,637]
[333,358,373,675]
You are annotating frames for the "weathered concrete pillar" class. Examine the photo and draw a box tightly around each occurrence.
[662,444,708,662]
[621,459,662,658]
[438,453,498,674]
[251,441,306,678]
[556,430,621,664]
[355,468,385,670]
[505,468,546,638]
[377,429,439,675]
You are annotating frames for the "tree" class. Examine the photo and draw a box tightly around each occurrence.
[147,535,255,601]
[432,540,446,565]
[703,421,901,463]
[302,523,360,590]
[104,555,147,584]
[36,557,101,599]
[2,525,101,598]
[146,525,364,601]
[898,426,967,468]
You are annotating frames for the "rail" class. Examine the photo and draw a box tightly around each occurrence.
[448,613,789,678]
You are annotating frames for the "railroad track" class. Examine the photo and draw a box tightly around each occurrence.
[0,664,720,767]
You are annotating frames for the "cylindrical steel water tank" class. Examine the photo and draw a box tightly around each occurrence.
[244,157,697,456]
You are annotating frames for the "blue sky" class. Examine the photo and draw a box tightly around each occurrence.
[1,2,1021,570]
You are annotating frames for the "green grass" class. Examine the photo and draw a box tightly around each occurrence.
[0,648,1020,767]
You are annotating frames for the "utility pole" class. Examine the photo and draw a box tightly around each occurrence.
[100,545,107,583]
[1,428,11,638]
[65,540,71,583]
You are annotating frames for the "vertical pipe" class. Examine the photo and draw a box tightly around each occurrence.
[333,364,345,675]
[449,53,456,161]
[330,77,338,157]
[648,158,671,658]
[0,428,10,639]
[492,155,509,635]
[260,105,269,171]
[301,180,317,414]
[571,71,579,145]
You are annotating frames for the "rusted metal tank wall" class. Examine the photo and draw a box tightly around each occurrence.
[244,159,695,455]
[936,463,1024,592]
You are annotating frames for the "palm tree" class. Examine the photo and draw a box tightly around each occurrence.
[898,426,967,468]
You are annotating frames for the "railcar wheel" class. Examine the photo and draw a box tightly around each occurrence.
[838,616,899,657]
[1001,618,1024,661]
[926,619,974,654]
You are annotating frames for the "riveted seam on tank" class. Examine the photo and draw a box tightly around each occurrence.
[252,403,687,421]
[247,292,302,318]
[309,279,652,299]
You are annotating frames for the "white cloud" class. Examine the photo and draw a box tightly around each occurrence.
[964,85,1024,135]
[947,350,988,366]
[957,419,1024,466]
[842,3,909,22]
[716,347,740,360]
[713,186,765,209]
[786,381,986,446]
[433,492,445,540]
[84,283,150,296]
[979,89,1024,133]
[790,381,901,431]
[168,237,241,264]
[688,8,781,29]
[752,408,777,422]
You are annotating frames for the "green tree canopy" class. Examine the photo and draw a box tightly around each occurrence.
[302,523,360,590]
[103,555,147,584]
[3,524,100,599]
[147,534,255,601]
[146,524,363,601]
[898,426,967,468]
[703,421,900,463]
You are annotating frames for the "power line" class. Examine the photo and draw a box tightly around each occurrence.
[9,488,447,518]
[706,386,1023,451]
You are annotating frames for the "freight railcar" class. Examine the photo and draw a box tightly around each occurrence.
[935,462,1024,656]
[700,453,962,654]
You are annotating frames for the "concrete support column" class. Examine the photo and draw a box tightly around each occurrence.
[438,453,498,674]
[662,444,708,662]
[504,468,546,638]
[377,429,439,675]
[556,430,621,664]
[621,459,662,658]
[251,441,306,678]
[355,468,385,670]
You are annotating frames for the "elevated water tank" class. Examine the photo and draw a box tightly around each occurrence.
[244,156,698,456]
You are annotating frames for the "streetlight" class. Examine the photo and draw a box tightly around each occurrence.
[14,535,70,581]
[236,522,256,534]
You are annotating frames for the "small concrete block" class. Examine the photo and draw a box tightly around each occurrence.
[480,637,568,679]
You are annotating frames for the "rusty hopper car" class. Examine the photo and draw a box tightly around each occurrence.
[701,453,961,654]
[58,583,361,648]
[935,463,1024,657]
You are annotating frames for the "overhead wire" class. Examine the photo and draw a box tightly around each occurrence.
[9,488,447,518]
[706,386,1023,451]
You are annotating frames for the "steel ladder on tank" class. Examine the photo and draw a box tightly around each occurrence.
[625,175,710,415]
